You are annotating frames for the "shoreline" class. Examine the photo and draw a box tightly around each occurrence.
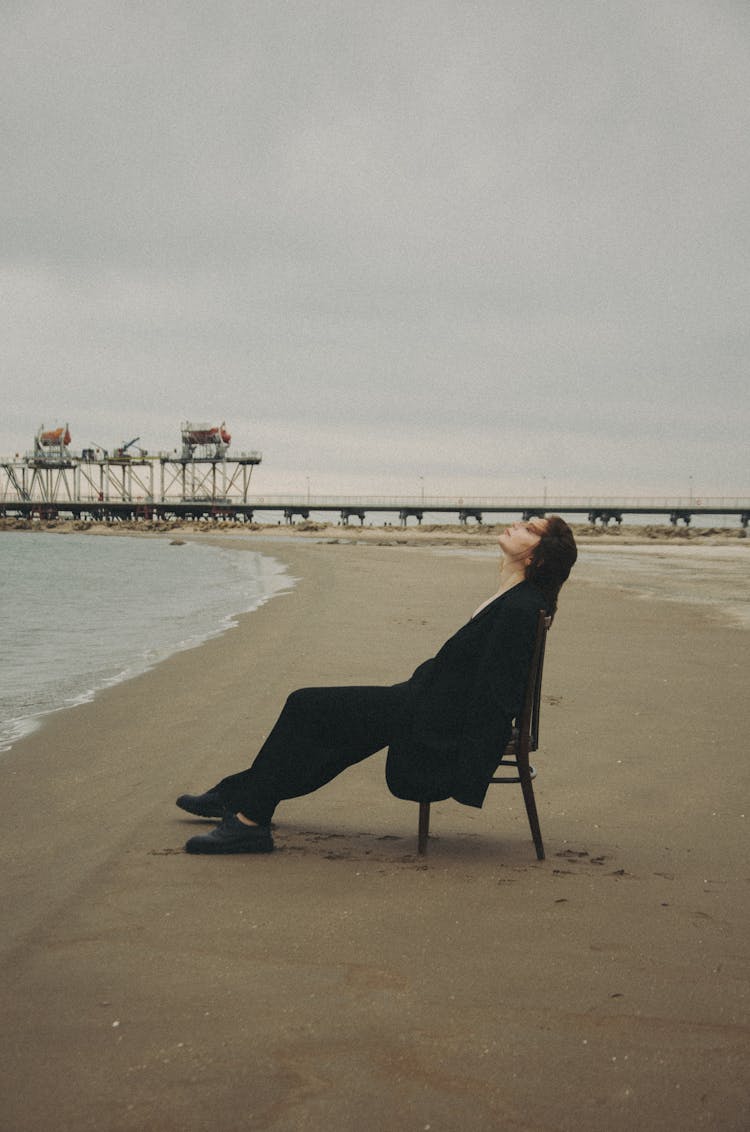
[1,535,748,1128]
[0,532,297,756]
[1,513,748,548]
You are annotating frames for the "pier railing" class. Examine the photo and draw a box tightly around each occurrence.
[212,493,750,511]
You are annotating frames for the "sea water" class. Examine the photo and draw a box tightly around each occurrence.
[0,532,293,752]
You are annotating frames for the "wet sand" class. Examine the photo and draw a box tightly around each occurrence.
[0,535,748,1130]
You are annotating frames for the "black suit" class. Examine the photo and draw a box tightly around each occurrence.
[213,580,547,824]
[386,579,546,807]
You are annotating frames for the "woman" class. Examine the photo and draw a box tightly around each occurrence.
[178,515,577,854]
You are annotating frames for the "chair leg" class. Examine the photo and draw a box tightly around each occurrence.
[519,772,545,860]
[418,801,431,854]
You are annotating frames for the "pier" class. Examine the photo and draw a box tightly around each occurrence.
[2,423,748,528]
[1,480,748,529]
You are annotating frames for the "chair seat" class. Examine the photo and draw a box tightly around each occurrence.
[490,732,537,783]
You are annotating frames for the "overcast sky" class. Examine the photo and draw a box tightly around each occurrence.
[2,1,748,499]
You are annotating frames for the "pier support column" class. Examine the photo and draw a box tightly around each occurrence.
[588,509,622,526]
[340,509,365,526]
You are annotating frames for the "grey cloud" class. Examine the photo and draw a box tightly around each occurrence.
[2,1,749,495]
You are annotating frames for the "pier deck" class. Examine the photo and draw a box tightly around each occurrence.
[1,486,748,528]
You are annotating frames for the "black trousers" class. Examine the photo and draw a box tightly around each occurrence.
[210,683,412,824]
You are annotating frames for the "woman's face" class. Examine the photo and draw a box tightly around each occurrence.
[498,518,548,563]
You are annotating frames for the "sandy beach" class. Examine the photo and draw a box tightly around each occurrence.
[1,532,748,1130]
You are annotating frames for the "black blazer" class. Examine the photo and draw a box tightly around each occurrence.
[385,579,547,809]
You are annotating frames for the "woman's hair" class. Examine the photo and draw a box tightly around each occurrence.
[525,515,578,619]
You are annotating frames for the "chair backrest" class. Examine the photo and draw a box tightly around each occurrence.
[420,609,552,857]
[516,611,552,757]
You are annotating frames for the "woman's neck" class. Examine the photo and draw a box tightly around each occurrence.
[472,563,526,618]
[496,559,526,595]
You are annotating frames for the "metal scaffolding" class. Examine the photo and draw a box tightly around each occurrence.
[0,422,262,517]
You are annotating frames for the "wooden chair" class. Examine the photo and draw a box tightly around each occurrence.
[417,610,552,859]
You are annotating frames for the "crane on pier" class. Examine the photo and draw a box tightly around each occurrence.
[112,437,147,460]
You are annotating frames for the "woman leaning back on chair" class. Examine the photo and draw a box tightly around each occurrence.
[177,515,578,854]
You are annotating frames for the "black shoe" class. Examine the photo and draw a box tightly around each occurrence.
[185,814,274,855]
[176,791,232,819]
